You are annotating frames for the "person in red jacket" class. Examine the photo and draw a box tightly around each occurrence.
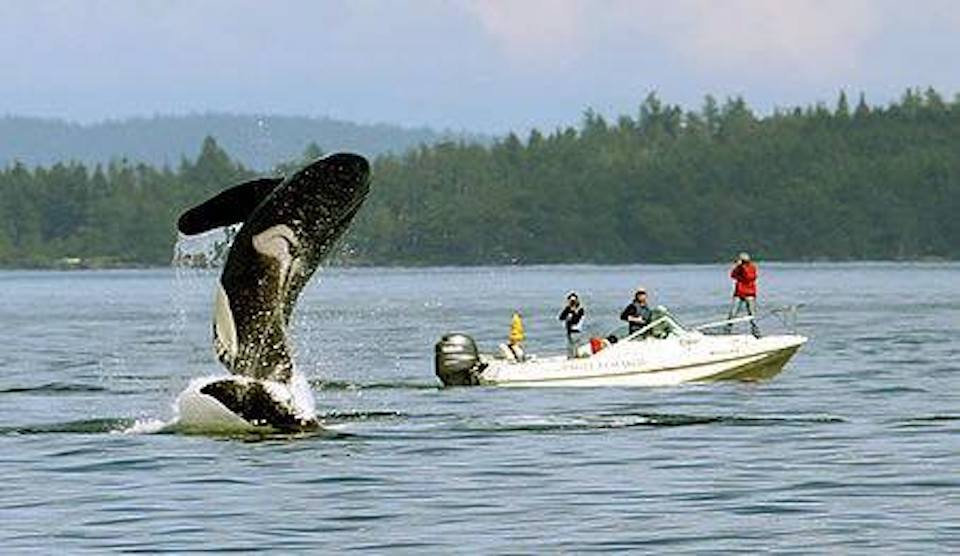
[727,252,761,338]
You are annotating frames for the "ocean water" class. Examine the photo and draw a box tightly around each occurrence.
[1,263,957,553]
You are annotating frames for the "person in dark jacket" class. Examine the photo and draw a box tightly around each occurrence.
[620,287,653,336]
[727,251,761,338]
[558,291,585,358]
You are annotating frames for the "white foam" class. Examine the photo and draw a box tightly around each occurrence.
[115,418,172,435]
[289,371,318,420]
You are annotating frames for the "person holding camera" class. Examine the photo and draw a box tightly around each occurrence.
[558,291,585,358]
[728,251,761,338]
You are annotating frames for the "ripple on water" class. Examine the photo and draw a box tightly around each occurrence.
[2,265,959,553]
[0,382,107,395]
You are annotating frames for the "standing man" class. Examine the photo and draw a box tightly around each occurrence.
[728,252,761,338]
[620,287,653,336]
[558,291,585,358]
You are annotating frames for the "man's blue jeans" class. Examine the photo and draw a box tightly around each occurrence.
[727,296,760,337]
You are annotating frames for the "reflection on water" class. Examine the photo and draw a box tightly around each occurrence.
[0,264,958,552]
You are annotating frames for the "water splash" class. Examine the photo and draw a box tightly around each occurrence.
[172,225,239,271]
[116,418,171,435]
[254,116,274,170]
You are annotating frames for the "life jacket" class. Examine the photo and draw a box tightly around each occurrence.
[509,313,525,343]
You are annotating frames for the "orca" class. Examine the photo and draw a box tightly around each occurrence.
[175,153,371,432]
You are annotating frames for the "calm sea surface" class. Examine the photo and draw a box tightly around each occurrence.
[1,263,957,553]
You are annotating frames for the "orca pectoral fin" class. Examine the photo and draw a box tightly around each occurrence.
[177,176,284,235]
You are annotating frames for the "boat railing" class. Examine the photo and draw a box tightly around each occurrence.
[588,304,803,351]
[693,304,803,334]
[767,304,803,333]
[693,315,755,332]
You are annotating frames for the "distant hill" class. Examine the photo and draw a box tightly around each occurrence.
[0,113,483,169]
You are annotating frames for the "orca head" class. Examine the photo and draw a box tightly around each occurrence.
[175,152,370,241]
[266,152,371,298]
[286,152,372,244]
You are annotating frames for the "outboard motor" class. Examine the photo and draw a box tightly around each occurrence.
[435,333,485,386]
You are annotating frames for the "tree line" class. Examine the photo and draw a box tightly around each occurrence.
[1,88,959,268]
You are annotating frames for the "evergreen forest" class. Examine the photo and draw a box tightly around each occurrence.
[2,89,959,268]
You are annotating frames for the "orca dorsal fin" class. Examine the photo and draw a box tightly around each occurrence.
[177,176,285,235]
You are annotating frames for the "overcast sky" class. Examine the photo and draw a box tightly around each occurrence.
[2,0,958,133]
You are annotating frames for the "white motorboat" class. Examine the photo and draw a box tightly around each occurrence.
[434,310,806,387]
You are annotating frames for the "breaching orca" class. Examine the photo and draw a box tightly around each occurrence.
[175,153,371,432]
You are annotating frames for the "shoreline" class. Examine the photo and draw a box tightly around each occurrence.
[1,257,956,272]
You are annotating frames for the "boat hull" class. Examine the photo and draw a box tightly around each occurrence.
[474,335,806,388]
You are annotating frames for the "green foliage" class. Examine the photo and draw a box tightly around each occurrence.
[354,88,960,264]
[1,90,959,267]
[0,137,251,267]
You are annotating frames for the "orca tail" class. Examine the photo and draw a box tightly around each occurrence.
[177,176,285,235]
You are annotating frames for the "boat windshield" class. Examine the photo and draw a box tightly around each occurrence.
[602,307,688,343]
